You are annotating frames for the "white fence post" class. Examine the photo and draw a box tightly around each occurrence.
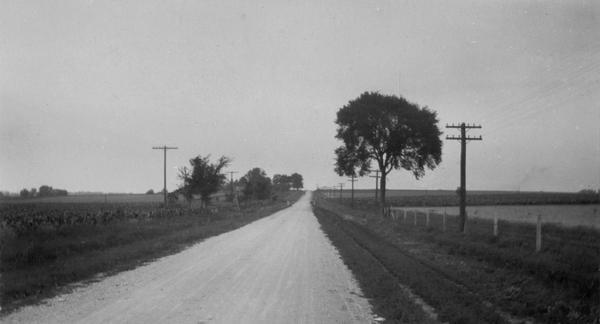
[426,210,430,227]
[403,209,406,223]
[536,214,542,252]
[414,211,417,226]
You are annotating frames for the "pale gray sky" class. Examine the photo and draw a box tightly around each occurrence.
[1,0,599,193]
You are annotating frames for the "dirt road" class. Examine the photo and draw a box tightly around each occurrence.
[3,192,375,323]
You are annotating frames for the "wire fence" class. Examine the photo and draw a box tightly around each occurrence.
[384,207,600,253]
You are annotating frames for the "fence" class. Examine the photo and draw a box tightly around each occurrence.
[384,207,598,253]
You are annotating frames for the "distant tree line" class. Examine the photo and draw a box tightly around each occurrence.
[578,189,600,196]
[175,154,303,208]
[272,173,304,191]
[18,185,68,199]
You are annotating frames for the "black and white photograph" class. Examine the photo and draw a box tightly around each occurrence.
[1,1,598,323]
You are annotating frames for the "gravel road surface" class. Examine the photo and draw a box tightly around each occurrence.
[3,192,375,323]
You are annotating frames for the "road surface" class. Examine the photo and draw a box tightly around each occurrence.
[3,192,375,323]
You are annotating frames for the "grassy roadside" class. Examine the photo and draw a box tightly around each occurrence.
[0,191,304,313]
[313,206,506,324]
[315,209,438,323]
[314,196,600,323]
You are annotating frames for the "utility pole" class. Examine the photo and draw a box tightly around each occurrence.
[152,145,178,206]
[369,170,380,202]
[338,183,344,202]
[227,171,238,200]
[446,123,482,233]
[348,174,358,208]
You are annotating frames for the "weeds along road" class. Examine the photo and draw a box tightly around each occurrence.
[3,192,374,324]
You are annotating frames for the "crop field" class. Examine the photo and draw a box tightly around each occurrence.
[3,193,165,204]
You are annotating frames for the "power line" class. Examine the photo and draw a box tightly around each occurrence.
[446,123,482,233]
[152,145,178,206]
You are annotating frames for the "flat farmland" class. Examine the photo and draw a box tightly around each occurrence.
[324,189,599,204]
[395,204,600,229]
[3,193,164,204]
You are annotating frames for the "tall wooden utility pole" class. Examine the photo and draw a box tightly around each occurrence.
[153,145,178,206]
[369,170,380,202]
[446,123,482,233]
[338,183,344,201]
[227,171,238,199]
[348,175,358,208]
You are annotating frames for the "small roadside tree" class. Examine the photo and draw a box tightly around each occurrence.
[290,173,304,190]
[273,174,292,191]
[178,155,231,208]
[334,92,443,205]
[240,168,272,200]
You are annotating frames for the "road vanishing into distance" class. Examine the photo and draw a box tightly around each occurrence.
[4,192,375,324]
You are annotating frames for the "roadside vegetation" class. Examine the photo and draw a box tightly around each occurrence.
[314,195,599,323]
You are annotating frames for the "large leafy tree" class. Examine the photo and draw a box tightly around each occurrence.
[334,92,442,204]
[178,155,231,207]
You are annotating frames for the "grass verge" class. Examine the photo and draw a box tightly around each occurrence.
[313,205,507,324]
[0,191,304,313]
[316,197,600,323]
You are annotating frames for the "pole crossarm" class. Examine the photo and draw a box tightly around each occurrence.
[446,123,482,129]
[446,135,482,141]
[152,146,178,150]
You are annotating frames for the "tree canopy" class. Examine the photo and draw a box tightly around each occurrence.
[240,168,272,200]
[272,173,304,191]
[290,173,303,190]
[178,155,231,207]
[273,174,292,191]
[334,92,442,204]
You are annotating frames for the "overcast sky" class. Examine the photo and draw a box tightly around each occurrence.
[1,0,599,193]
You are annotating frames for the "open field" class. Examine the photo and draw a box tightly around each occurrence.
[321,189,600,206]
[0,191,304,313]
[2,193,165,204]
[314,194,600,323]
[391,204,600,229]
